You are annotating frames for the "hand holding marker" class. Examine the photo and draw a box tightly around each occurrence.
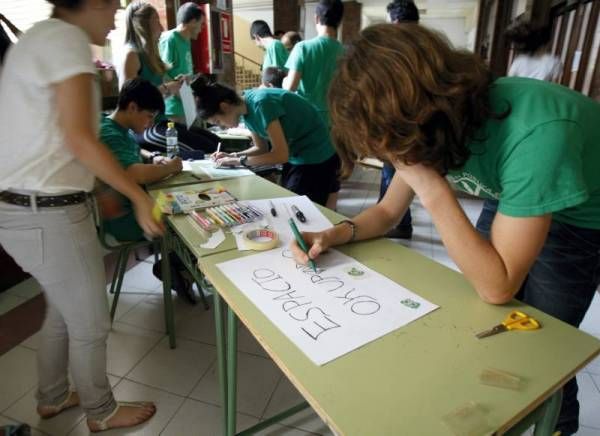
[288,217,317,273]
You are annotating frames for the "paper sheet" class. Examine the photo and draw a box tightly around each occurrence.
[232,196,333,250]
[179,82,197,129]
[217,248,439,365]
[182,159,254,180]
[200,228,226,249]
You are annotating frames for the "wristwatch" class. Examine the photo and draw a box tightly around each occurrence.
[239,155,249,167]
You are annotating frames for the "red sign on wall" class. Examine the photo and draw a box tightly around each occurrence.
[220,12,233,54]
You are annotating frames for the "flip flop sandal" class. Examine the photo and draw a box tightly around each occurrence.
[87,401,155,433]
[38,391,79,419]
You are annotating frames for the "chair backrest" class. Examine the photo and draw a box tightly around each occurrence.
[90,189,140,251]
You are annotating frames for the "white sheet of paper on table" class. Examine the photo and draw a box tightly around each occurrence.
[182,159,254,180]
[200,228,226,249]
[217,247,439,365]
[233,196,333,250]
[179,81,197,129]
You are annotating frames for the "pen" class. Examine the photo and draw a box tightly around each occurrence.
[212,142,222,162]
[288,218,317,273]
[291,204,306,223]
[269,200,277,217]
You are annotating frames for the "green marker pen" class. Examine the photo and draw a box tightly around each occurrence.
[288,218,317,273]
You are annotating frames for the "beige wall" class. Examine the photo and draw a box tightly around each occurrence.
[233,15,264,74]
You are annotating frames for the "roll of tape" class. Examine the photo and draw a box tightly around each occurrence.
[243,229,279,251]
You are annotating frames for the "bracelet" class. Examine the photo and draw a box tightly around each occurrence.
[239,155,249,167]
[338,219,356,243]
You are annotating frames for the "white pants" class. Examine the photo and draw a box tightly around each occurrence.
[0,200,116,420]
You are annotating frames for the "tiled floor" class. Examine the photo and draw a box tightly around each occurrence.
[0,165,599,435]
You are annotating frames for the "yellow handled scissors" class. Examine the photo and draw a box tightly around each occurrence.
[476,310,541,339]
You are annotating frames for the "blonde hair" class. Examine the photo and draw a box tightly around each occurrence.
[124,1,167,77]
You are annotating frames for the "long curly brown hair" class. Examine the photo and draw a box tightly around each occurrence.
[329,23,502,178]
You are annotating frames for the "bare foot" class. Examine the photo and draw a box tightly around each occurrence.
[37,391,80,419]
[87,402,156,433]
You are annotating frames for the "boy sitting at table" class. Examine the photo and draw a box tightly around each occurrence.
[100,78,197,304]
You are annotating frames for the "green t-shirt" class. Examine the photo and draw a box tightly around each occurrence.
[284,35,344,126]
[262,39,289,70]
[100,116,142,169]
[447,77,600,229]
[159,30,193,118]
[242,88,335,165]
[99,116,144,240]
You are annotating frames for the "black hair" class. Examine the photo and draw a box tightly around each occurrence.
[387,0,419,23]
[177,2,204,26]
[262,67,287,88]
[282,31,302,48]
[117,78,165,113]
[250,20,273,39]
[191,76,242,119]
[316,0,344,28]
[0,25,12,64]
[47,0,84,9]
[274,30,285,38]
[505,22,553,54]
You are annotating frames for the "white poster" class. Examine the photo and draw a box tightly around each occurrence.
[217,248,439,365]
[179,81,198,129]
[182,159,254,180]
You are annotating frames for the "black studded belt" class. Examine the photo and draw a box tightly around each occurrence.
[0,191,88,208]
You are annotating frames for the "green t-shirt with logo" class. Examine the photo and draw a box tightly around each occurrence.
[263,39,289,70]
[100,116,144,241]
[284,35,344,126]
[447,77,600,229]
[159,29,193,118]
[242,88,335,165]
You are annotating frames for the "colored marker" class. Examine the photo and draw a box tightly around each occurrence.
[233,204,251,221]
[247,205,264,218]
[219,206,241,225]
[214,207,235,225]
[190,211,207,227]
[269,201,277,217]
[192,211,214,230]
[224,204,244,222]
[239,204,256,218]
[206,208,225,226]
[291,205,306,223]
[288,218,317,273]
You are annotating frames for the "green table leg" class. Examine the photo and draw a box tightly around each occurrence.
[533,389,562,436]
[213,292,228,436]
[505,389,563,436]
[226,306,238,436]
[161,234,176,349]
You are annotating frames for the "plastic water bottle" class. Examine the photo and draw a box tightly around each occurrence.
[166,122,179,158]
